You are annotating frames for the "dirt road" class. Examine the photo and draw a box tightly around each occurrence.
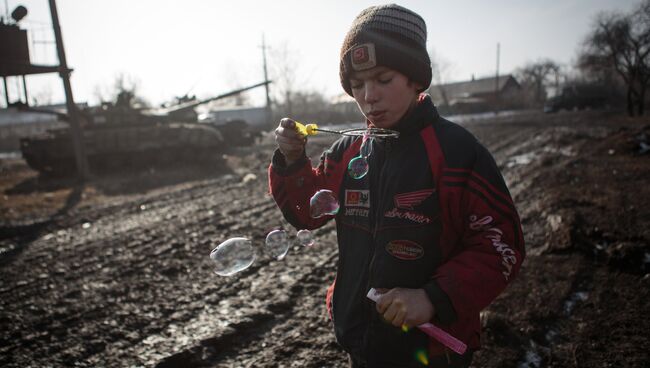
[1,110,648,367]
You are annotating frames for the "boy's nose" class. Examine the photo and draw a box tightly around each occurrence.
[364,84,379,103]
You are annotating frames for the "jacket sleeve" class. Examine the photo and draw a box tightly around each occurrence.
[426,141,525,324]
[268,138,359,230]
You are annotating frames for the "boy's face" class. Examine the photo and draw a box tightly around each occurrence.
[349,66,421,129]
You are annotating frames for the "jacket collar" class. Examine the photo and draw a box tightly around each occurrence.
[366,93,439,137]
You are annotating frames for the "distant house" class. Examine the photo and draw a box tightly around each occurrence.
[428,75,522,113]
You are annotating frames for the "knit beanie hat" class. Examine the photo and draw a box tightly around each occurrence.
[339,3,432,96]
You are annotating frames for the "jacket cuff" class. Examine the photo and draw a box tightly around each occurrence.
[271,149,308,176]
[423,280,457,325]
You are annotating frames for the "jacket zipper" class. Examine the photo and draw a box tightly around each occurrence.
[365,138,391,322]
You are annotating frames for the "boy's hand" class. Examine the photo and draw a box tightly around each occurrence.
[275,118,306,166]
[375,288,435,328]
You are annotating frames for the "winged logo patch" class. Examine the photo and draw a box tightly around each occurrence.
[393,189,435,210]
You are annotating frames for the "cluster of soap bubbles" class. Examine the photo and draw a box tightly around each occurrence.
[210,189,341,276]
[211,130,385,277]
[348,133,373,179]
[209,228,315,276]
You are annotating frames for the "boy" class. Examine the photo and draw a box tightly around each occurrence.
[269,4,525,367]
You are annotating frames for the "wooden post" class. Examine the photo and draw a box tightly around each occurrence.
[261,34,272,127]
[495,42,500,114]
[22,75,28,105]
[48,0,89,180]
[2,76,9,106]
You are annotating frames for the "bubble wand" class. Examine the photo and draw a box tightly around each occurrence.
[294,121,399,138]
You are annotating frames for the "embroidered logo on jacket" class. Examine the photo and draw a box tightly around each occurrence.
[469,214,518,281]
[345,190,369,208]
[384,189,435,223]
[394,189,435,209]
[344,190,370,217]
[385,240,424,260]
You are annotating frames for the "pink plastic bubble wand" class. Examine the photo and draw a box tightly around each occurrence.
[366,288,468,355]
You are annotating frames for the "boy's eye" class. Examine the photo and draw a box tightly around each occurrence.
[350,81,363,89]
[378,76,393,84]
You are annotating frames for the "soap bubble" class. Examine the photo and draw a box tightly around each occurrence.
[296,229,314,247]
[265,229,290,260]
[210,237,255,276]
[347,156,369,179]
[309,189,340,218]
[348,135,372,179]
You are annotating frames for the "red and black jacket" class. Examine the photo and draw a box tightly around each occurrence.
[268,95,525,366]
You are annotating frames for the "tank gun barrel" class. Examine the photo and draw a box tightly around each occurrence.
[164,80,272,114]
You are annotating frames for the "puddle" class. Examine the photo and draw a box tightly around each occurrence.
[564,291,589,315]
[517,341,542,368]
[0,243,17,256]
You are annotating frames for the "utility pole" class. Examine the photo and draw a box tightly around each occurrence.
[49,0,89,180]
[495,42,500,114]
[261,34,272,127]
[2,77,8,106]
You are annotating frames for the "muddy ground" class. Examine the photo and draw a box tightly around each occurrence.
[1,110,649,367]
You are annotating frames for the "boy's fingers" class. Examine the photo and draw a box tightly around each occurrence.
[392,309,407,327]
[275,135,305,148]
[382,304,398,322]
[276,126,303,140]
[375,291,393,314]
[280,118,296,129]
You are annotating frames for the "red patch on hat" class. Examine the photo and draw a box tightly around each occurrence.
[350,43,376,71]
[353,46,369,64]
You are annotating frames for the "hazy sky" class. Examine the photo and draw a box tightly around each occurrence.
[1,0,641,108]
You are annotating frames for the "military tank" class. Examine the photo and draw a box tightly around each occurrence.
[19,82,269,176]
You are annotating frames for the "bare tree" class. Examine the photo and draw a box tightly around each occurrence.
[515,59,562,105]
[578,0,650,116]
[92,72,150,108]
[287,90,330,122]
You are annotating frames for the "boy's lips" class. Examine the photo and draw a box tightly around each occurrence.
[367,110,386,120]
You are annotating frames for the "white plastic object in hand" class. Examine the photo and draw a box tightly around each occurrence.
[366,288,468,355]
